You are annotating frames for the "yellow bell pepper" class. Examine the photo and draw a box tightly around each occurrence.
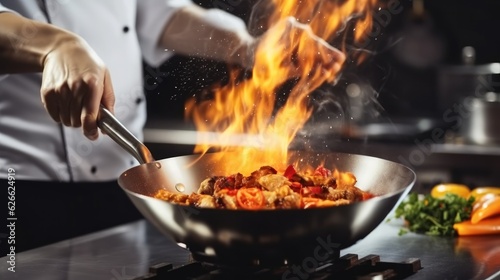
[431,183,470,199]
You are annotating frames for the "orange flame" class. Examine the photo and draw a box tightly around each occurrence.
[185,0,378,174]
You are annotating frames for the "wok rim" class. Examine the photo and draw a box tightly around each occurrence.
[117,151,417,265]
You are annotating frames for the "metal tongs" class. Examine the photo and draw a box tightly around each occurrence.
[96,106,154,165]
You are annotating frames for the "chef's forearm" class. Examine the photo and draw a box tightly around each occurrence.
[160,5,256,68]
[0,12,77,74]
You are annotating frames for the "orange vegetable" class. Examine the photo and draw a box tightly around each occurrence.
[471,195,500,224]
[470,187,500,201]
[454,216,500,236]
[472,193,498,212]
[431,183,470,199]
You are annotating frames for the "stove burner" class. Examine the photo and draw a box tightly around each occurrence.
[131,254,422,280]
[190,248,342,267]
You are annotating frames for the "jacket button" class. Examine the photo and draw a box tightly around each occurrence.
[91,166,97,174]
[135,97,142,104]
[123,26,129,33]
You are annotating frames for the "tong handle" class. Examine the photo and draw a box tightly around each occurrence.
[97,106,154,164]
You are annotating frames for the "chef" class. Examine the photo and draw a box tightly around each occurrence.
[0,1,345,252]
[0,0,257,252]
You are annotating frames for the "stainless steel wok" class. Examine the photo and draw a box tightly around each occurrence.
[97,107,416,266]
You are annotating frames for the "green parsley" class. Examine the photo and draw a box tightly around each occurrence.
[394,192,475,236]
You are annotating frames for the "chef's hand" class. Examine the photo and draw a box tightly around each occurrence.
[40,36,115,140]
[255,17,346,84]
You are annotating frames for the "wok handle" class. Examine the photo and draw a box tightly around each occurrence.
[97,106,155,164]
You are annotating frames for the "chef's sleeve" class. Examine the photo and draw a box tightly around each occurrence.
[136,0,194,67]
[0,2,13,13]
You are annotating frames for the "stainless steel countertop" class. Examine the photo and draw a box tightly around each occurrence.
[1,216,499,280]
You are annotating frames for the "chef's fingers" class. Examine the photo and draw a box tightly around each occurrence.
[57,83,73,127]
[41,88,61,124]
[101,69,115,114]
[68,79,87,127]
[97,70,116,136]
[81,73,104,140]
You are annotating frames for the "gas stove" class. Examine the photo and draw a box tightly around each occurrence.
[133,253,421,280]
[1,219,499,280]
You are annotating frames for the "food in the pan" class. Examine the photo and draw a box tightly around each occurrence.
[154,164,375,210]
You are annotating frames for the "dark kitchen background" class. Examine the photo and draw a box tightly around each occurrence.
[143,0,500,192]
[2,2,499,277]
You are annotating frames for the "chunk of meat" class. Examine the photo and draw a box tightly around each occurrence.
[263,191,278,209]
[188,193,216,208]
[258,174,288,191]
[252,166,277,177]
[334,170,357,189]
[303,197,351,209]
[276,192,302,209]
[242,166,278,189]
[213,173,244,192]
[154,189,189,204]
[197,177,218,195]
[326,187,363,202]
[221,194,238,209]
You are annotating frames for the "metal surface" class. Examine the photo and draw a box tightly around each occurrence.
[437,59,500,113]
[459,95,500,145]
[97,106,154,164]
[117,152,416,266]
[1,219,499,280]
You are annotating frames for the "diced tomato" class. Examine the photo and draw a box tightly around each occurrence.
[301,186,322,196]
[290,181,303,192]
[236,187,265,210]
[227,189,238,196]
[314,166,331,177]
[218,188,238,196]
[309,186,322,194]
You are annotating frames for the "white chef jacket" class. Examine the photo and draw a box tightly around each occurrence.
[0,0,192,181]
